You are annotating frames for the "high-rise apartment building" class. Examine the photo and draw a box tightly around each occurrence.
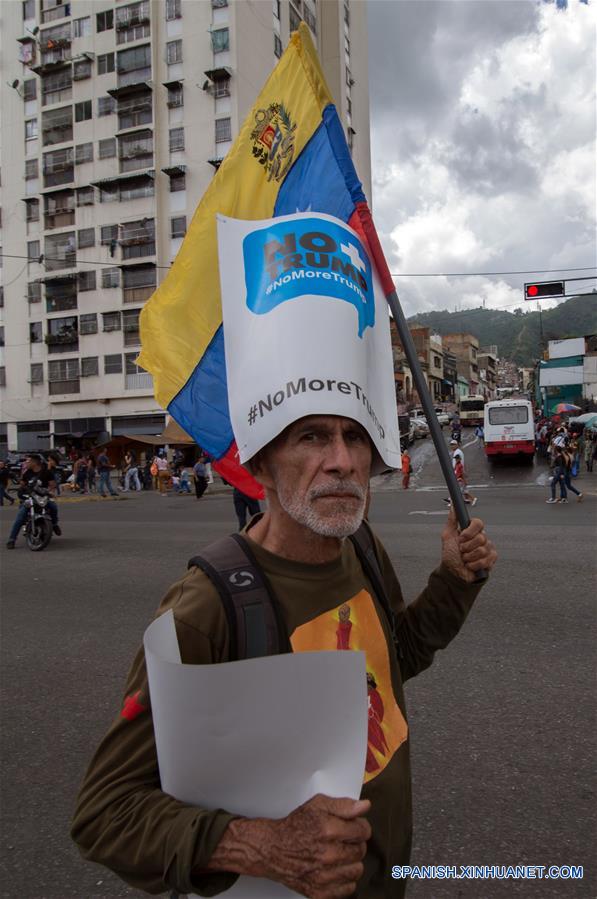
[0,0,370,454]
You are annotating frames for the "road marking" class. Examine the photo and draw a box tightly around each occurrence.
[409,510,449,516]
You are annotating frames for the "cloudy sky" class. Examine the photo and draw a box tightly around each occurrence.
[367,0,596,317]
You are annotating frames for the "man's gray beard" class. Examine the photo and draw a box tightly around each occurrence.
[276,477,367,538]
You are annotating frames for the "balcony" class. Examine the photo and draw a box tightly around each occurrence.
[49,378,80,395]
[125,372,153,390]
[46,292,77,313]
[45,332,79,353]
[41,4,71,24]
[44,207,75,229]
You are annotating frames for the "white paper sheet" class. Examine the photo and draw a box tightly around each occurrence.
[144,611,368,898]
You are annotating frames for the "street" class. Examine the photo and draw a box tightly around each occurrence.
[1,434,595,899]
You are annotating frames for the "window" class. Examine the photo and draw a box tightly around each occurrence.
[167,84,183,108]
[97,52,115,75]
[78,270,96,291]
[41,69,72,106]
[73,17,91,38]
[76,186,94,206]
[100,184,118,203]
[117,43,151,76]
[165,0,181,19]
[75,142,93,164]
[215,117,231,143]
[0,367,5,388]
[102,267,120,288]
[99,137,117,159]
[78,228,95,249]
[488,405,529,426]
[30,322,43,343]
[96,9,114,32]
[25,118,38,140]
[79,313,98,334]
[171,216,186,238]
[116,3,151,45]
[119,129,153,172]
[166,40,182,65]
[211,28,229,53]
[45,231,76,271]
[48,358,80,381]
[273,0,280,19]
[98,96,116,117]
[169,127,184,152]
[212,0,228,6]
[120,218,155,259]
[26,199,40,222]
[23,80,37,101]
[23,0,35,19]
[125,352,146,375]
[0,328,4,348]
[123,308,140,344]
[169,172,185,193]
[28,240,41,261]
[30,363,44,384]
[104,353,122,374]
[28,282,42,303]
[73,58,92,80]
[42,106,73,145]
[289,4,301,32]
[81,356,99,377]
[103,311,121,332]
[274,34,282,58]
[119,178,154,201]
[25,159,39,180]
[101,224,119,245]
[303,4,316,34]
[42,146,74,187]
[75,100,92,122]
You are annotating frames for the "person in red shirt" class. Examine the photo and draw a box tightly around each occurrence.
[401,450,411,490]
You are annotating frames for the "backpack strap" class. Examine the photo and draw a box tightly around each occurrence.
[349,522,402,658]
[188,533,290,661]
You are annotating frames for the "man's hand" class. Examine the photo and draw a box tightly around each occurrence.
[441,508,497,583]
[204,793,371,898]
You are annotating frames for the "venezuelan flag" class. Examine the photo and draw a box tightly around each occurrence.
[139,23,394,498]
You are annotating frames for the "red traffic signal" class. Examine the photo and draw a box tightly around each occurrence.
[524,280,565,300]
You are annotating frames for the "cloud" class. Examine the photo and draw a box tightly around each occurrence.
[367,0,596,317]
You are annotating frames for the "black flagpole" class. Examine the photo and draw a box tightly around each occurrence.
[386,289,488,581]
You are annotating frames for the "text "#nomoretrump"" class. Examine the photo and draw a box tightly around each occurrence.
[247,377,386,439]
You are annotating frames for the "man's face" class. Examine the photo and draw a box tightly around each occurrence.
[259,415,372,538]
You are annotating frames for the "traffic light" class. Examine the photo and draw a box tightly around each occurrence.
[524,280,565,300]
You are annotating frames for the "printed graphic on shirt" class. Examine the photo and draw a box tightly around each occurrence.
[291,590,407,783]
[121,689,148,721]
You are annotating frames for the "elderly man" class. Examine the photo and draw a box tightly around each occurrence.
[72,414,496,898]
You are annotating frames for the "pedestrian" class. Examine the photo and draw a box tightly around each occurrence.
[97,450,118,497]
[87,454,97,493]
[123,450,141,492]
[401,449,411,489]
[47,453,62,496]
[474,424,484,444]
[546,452,568,503]
[179,467,192,494]
[0,460,15,506]
[152,450,170,496]
[192,456,208,500]
[449,438,464,469]
[75,453,89,494]
[233,486,261,529]
[562,450,583,502]
[583,428,593,473]
[454,456,477,506]
[6,453,62,549]
[72,413,497,898]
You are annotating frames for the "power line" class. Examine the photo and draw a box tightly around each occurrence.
[392,267,596,277]
[1,251,596,279]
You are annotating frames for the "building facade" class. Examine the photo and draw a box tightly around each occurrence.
[443,332,480,396]
[0,0,370,454]
[477,345,497,401]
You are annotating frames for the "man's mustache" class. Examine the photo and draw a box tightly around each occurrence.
[309,480,366,501]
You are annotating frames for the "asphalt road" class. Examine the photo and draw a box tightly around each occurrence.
[1,436,595,899]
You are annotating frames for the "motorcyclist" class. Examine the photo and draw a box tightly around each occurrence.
[6,453,62,549]
[451,413,462,444]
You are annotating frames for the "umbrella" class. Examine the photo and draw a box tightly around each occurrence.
[571,412,597,426]
[554,403,581,414]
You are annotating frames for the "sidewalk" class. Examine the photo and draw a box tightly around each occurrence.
[53,481,232,503]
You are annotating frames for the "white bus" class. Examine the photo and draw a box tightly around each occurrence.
[484,399,535,460]
[458,395,485,427]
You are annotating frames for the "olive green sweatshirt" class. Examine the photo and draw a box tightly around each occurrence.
[71,528,484,897]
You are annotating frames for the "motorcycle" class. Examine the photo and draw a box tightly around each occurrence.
[21,485,53,551]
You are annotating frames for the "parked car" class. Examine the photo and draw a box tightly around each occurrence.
[409,407,449,427]
[411,417,430,439]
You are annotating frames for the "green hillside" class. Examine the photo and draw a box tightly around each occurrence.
[407,294,597,366]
